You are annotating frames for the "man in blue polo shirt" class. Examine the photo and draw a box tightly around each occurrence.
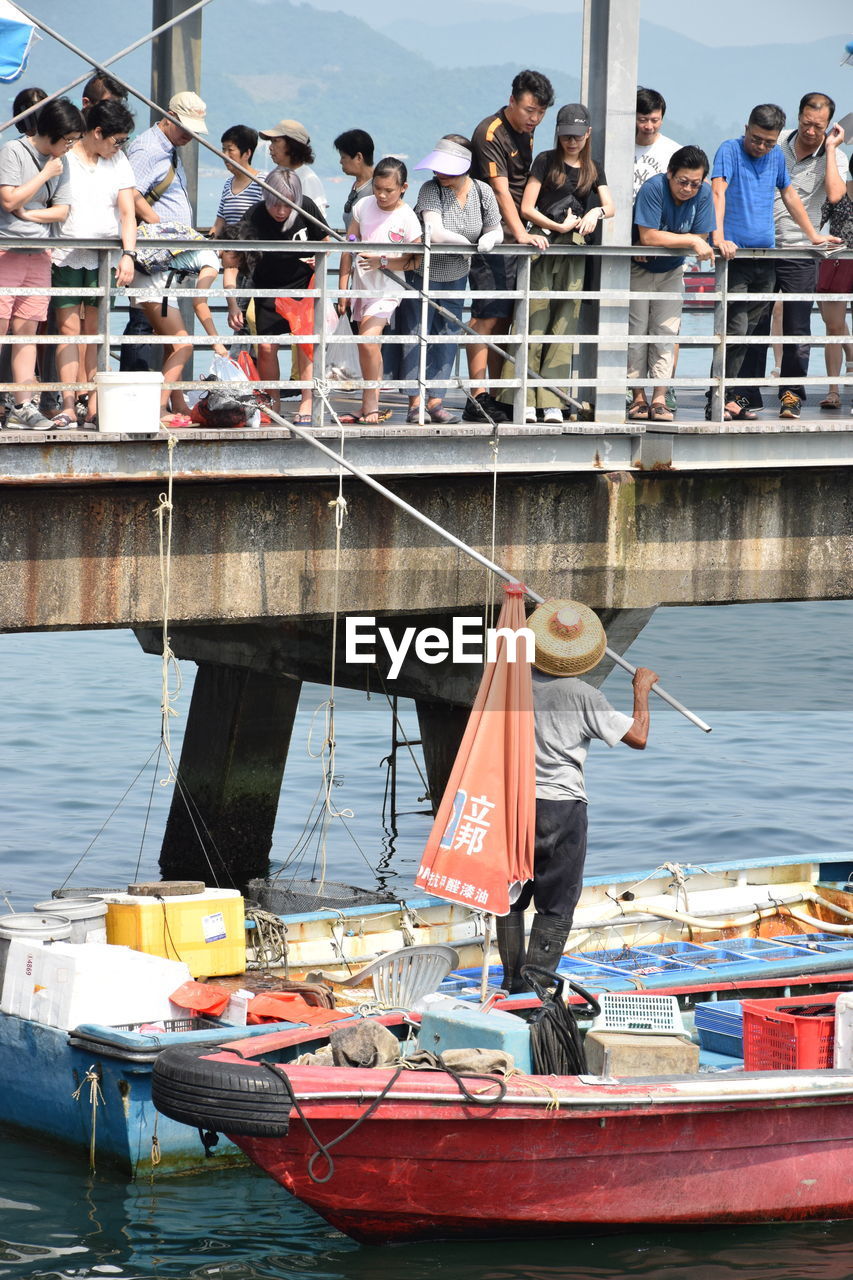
[708,103,835,420]
[628,145,715,421]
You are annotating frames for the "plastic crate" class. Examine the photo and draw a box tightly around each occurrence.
[113,1016,221,1034]
[591,992,684,1035]
[741,995,838,1070]
[695,1000,744,1058]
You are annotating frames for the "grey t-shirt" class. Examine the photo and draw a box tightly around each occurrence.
[0,138,71,244]
[533,669,633,801]
[774,130,848,248]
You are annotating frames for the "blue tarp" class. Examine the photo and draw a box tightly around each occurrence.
[0,3,37,84]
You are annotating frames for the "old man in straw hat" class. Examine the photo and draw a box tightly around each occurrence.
[496,599,659,993]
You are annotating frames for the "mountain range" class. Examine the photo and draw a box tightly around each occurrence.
[9,1,852,225]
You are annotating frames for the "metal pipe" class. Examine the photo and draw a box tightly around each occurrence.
[268,401,712,733]
[0,0,215,135]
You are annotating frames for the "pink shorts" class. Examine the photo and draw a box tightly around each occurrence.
[0,248,51,321]
[817,255,853,296]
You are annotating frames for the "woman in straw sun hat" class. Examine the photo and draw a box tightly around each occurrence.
[496,599,659,993]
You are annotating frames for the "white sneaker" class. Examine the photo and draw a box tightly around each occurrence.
[543,407,563,423]
[524,406,537,423]
[5,401,52,430]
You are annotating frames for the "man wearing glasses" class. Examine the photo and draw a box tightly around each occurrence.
[708,103,836,420]
[627,146,715,421]
[739,93,847,419]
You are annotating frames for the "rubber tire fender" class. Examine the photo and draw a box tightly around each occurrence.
[152,1045,294,1138]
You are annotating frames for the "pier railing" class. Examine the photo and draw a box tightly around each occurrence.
[0,236,850,429]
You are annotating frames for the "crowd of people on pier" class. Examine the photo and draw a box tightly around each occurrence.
[0,66,851,430]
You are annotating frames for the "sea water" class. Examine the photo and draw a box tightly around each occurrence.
[0,600,851,1276]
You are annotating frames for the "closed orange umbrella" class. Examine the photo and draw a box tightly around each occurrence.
[414,584,535,917]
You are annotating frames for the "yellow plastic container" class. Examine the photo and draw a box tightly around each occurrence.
[102,888,245,977]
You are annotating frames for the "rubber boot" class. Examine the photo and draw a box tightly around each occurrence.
[522,914,572,987]
[495,912,527,994]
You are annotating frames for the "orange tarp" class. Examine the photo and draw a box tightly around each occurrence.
[414,585,535,916]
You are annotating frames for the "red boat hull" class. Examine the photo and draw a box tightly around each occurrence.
[231,1067,853,1243]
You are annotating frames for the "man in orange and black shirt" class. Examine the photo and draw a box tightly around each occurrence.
[464,69,554,422]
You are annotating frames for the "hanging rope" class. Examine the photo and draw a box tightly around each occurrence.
[154,435,183,786]
[72,1067,104,1171]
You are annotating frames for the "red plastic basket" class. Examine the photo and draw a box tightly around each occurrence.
[742,994,838,1070]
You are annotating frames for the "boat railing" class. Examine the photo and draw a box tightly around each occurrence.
[0,236,850,428]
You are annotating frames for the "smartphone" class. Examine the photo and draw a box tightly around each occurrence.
[832,112,853,143]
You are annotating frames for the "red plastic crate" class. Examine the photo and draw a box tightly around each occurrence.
[742,994,838,1070]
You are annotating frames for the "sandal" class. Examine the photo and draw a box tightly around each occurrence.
[357,409,392,425]
[648,403,674,422]
[727,397,759,421]
[82,414,98,429]
[705,403,733,421]
[48,412,77,431]
[626,401,649,420]
[160,413,193,428]
[820,392,841,411]
[291,413,313,425]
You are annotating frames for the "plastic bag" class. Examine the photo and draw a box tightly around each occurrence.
[185,354,248,409]
[323,312,360,383]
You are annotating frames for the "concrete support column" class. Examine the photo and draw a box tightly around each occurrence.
[414,699,470,814]
[580,0,640,421]
[159,663,302,891]
[150,0,203,219]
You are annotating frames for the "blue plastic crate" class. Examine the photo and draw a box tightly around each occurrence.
[695,999,744,1057]
[770,934,845,954]
[573,946,691,975]
[697,1027,744,1058]
[636,942,750,970]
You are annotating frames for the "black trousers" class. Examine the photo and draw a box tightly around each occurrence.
[714,258,775,404]
[739,257,817,404]
[510,797,588,919]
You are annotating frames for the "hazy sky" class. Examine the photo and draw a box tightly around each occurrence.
[301,0,852,47]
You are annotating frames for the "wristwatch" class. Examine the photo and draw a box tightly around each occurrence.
[379,255,388,268]
[120,249,138,261]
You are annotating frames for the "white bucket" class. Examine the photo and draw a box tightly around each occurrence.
[33,897,108,945]
[0,912,72,990]
[94,371,164,434]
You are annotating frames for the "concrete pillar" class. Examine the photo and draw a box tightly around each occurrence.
[586,606,658,687]
[159,663,302,891]
[580,0,640,421]
[150,0,203,219]
[414,700,470,814]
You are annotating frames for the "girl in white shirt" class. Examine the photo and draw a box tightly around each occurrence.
[53,99,137,427]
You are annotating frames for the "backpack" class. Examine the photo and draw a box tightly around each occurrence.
[135,221,206,274]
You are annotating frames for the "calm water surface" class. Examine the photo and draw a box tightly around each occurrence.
[0,601,851,1276]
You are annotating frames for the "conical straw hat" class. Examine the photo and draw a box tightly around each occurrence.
[527,599,606,676]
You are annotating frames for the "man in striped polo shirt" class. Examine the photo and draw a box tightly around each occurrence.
[465,69,554,422]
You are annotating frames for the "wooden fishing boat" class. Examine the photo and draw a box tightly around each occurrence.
[152,989,853,1243]
[6,850,853,1177]
[253,850,853,980]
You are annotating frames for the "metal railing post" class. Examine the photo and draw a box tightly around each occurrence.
[514,253,532,423]
[710,256,728,421]
[416,229,431,425]
[316,251,328,427]
[96,250,112,378]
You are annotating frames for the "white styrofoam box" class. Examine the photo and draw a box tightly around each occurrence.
[834,991,853,1068]
[1,938,192,1030]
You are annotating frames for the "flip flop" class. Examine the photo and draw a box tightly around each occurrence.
[48,412,77,431]
[820,393,841,411]
[291,413,313,425]
[160,413,193,428]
